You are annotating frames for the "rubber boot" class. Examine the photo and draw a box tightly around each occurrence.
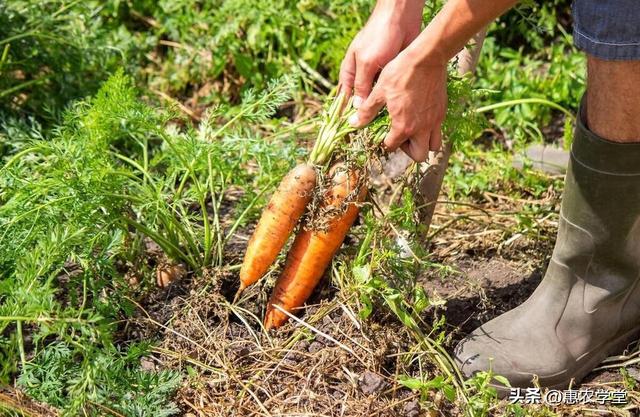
[454,101,640,390]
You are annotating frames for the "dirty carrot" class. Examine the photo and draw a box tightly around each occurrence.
[156,263,186,288]
[237,93,356,296]
[264,165,367,329]
[238,163,316,294]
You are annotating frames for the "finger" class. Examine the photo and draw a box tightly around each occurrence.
[400,132,430,163]
[429,126,443,152]
[349,88,385,128]
[353,59,378,108]
[382,125,409,152]
[339,50,356,97]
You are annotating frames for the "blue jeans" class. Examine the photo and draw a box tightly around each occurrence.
[573,0,640,60]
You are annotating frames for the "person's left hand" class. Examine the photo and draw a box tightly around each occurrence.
[349,50,447,162]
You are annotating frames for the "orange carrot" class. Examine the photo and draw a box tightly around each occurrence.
[156,263,186,288]
[239,163,316,293]
[264,165,367,329]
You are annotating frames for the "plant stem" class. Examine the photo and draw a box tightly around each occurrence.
[308,93,356,165]
[0,316,91,323]
[475,97,575,119]
[0,77,49,99]
[223,179,275,248]
[16,321,26,369]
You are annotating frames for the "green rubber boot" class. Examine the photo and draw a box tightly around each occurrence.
[454,102,640,389]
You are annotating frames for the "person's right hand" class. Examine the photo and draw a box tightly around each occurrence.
[339,0,425,107]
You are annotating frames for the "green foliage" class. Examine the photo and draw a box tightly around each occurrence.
[0,71,297,413]
[120,75,297,268]
[476,1,585,143]
[0,1,132,123]
[463,370,505,416]
[0,0,372,123]
[490,0,572,51]
[1,70,296,267]
[349,205,428,323]
[445,139,563,200]
[18,341,181,416]
[620,367,638,391]
[342,194,466,412]
[444,73,487,148]
[116,0,372,97]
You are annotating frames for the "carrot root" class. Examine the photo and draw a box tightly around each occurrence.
[264,165,366,329]
[238,163,316,293]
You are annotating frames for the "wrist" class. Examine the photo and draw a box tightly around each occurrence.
[403,38,449,69]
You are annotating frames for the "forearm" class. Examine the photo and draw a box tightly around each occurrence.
[346,0,519,160]
[372,0,426,24]
[405,0,519,65]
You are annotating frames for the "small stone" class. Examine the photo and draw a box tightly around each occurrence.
[156,263,186,288]
[140,358,156,371]
[126,273,139,286]
[331,389,343,399]
[308,341,324,354]
[403,400,420,417]
[144,238,162,255]
[627,366,640,382]
[285,347,305,362]
[296,340,310,351]
[282,358,298,367]
[359,371,386,395]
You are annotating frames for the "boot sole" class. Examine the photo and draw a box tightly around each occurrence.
[490,324,640,397]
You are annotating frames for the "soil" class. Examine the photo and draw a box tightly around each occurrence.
[421,256,543,339]
[134,163,638,416]
[129,267,431,417]
[7,142,638,417]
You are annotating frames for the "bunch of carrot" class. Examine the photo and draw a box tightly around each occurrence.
[237,94,367,329]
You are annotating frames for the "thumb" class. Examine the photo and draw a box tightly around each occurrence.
[349,88,385,128]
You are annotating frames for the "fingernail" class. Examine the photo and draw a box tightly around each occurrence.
[353,96,363,109]
[348,114,360,127]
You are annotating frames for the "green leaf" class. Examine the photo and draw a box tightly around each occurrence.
[359,293,373,319]
[412,287,430,314]
[398,376,424,391]
[352,265,371,284]
[443,384,457,402]
[493,375,511,387]
[234,53,254,79]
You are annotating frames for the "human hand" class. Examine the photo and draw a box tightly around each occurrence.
[348,51,447,162]
[339,0,424,107]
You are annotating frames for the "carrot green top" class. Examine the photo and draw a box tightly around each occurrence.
[308,93,357,165]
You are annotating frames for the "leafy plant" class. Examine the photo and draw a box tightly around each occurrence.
[18,341,181,416]
[476,0,585,144]
[102,0,373,104]
[0,1,131,123]
[0,70,299,413]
